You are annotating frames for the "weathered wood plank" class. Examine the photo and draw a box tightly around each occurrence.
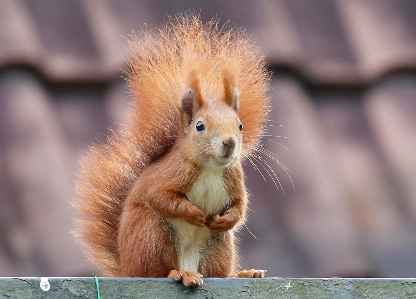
[1,278,416,299]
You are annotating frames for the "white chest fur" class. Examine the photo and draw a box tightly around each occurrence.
[187,166,230,216]
[168,167,230,272]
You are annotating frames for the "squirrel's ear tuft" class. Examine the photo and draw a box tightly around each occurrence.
[223,69,239,111]
[181,70,204,125]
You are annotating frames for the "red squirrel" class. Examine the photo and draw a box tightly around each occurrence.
[74,14,270,287]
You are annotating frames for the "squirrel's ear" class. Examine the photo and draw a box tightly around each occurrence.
[181,89,197,125]
[181,70,204,125]
[223,69,239,111]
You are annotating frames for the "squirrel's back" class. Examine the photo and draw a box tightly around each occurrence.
[73,14,270,275]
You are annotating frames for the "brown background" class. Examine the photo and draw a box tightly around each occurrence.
[1,0,416,278]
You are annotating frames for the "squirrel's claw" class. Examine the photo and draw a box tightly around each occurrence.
[168,270,203,287]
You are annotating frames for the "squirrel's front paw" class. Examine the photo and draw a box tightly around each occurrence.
[184,208,206,227]
[176,201,206,227]
[168,270,203,287]
[205,211,239,233]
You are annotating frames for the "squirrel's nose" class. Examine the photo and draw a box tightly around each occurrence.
[222,138,236,150]
[222,138,235,154]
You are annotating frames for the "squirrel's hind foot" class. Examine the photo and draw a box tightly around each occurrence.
[236,269,266,278]
[168,270,204,287]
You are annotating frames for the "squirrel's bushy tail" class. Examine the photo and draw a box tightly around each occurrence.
[73,13,270,275]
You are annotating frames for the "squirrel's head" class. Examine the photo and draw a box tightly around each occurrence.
[180,69,242,168]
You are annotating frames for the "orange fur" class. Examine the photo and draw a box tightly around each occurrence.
[73,14,270,282]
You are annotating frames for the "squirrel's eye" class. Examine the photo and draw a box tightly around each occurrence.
[239,122,243,131]
[196,121,205,132]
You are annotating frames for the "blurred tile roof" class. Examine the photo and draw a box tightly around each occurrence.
[2,0,416,84]
[1,0,416,277]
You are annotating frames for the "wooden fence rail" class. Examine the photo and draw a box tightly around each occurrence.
[1,277,416,299]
